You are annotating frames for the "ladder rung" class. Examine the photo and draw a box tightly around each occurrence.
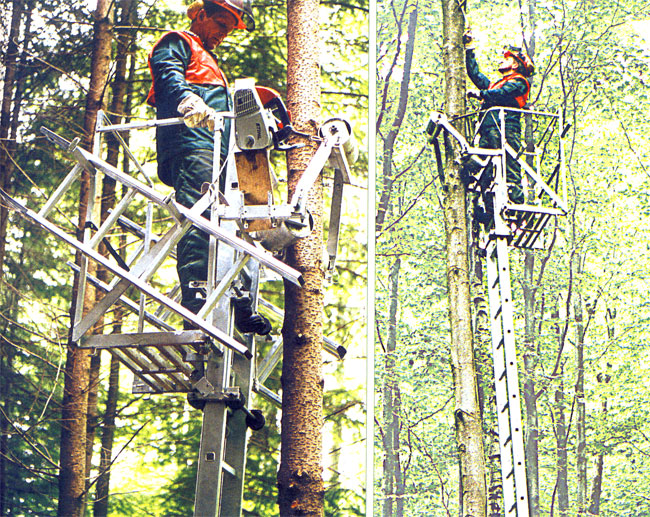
[222,460,236,477]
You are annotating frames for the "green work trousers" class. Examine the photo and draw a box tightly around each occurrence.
[478,124,524,204]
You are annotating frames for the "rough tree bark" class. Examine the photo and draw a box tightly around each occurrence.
[277,0,324,513]
[85,1,136,510]
[57,1,113,515]
[0,0,23,277]
[383,257,405,517]
[440,0,486,514]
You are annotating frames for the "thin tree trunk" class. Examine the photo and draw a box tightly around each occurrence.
[588,310,613,516]
[575,293,587,515]
[277,0,324,513]
[85,0,135,508]
[554,369,569,517]
[375,7,417,234]
[92,352,120,517]
[551,303,569,517]
[471,273,501,516]
[441,0,486,514]
[522,246,540,517]
[383,258,404,517]
[58,2,113,515]
[0,0,23,277]
[0,3,26,510]
[522,0,541,505]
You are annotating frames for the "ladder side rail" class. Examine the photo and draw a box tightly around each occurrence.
[195,142,242,516]
[485,242,518,515]
[37,164,84,218]
[138,202,155,332]
[194,348,231,517]
[221,261,261,516]
[88,189,137,249]
[494,240,530,516]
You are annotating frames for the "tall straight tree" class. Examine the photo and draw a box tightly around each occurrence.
[440,0,486,514]
[521,0,541,512]
[57,1,113,515]
[278,0,325,514]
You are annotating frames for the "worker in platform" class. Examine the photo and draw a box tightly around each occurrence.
[462,30,534,206]
[147,0,271,335]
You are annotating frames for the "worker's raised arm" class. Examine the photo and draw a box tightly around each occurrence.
[465,49,491,90]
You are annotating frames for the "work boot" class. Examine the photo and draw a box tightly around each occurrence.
[232,296,272,335]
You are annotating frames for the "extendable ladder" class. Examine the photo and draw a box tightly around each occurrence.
[426,107,568,516]
[1,105,354,516]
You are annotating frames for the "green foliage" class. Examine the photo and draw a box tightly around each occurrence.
[376,0,650,514]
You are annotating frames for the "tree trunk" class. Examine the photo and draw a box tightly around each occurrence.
[0,0,23,277]
[554,370,569,517]
[521,0,540,508]
[441,0,486,514]
[383,258,405,517]
[58,2,113,515]
[0,3,29,511]
[277,0,324,514]
[522,247,540,517]
[375,7,417,234]
[84,1,136,508]
[551,303,569,517]
[588,310,613,515]
[575,293,587,515]
[471,273,501,516]
[92,353,120,517]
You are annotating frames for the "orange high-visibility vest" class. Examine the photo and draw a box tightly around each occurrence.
[146,31,227,107]
[488,72,530,108]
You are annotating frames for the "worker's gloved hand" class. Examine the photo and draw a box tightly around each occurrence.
[232,296,272,336]
[177,93,218,131]
[467,90,482,101]
[463,29,476,50]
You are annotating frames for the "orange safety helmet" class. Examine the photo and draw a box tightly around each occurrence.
[204,0,255,31]
[504,45,535,77]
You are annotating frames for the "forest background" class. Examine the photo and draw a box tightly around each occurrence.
[375,0,650,516]
[0,0,368,515]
